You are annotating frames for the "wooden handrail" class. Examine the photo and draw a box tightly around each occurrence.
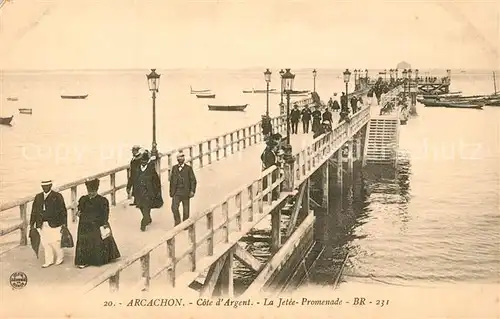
[0,114,288,246]
[82,104,372,294]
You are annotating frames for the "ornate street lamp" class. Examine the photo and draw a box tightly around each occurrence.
[282,68,295,145]
[408,69,413,93]
[365,68,368,79]
[279,69,285,106]
[343,68,351,100]
[146,68,161,160]
[312,69,317,92]
[384,69,387,81]
[395,68,399,79]
[264,68,272,116]
[402,69,408,94]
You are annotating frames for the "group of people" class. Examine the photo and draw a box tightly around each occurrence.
[29,145,198,269]
[30,178,121,269]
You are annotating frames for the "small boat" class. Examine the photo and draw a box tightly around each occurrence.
[6,97,18,101]
[421,92,462,99]
[242,89,277,93]
[242,89,253,93]
[0,115,14,125]
[61,94,88,99]
[196,93,216,99]
[190,86,211,94]
[442,101,484,109]
[19,108,33,114]
[208,104,248,112]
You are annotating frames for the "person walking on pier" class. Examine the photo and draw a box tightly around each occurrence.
[301,104,312,133]
[74,178,121,268]
[261,138,279,201]
[311,105,322,134]
[340,92,348,110]
[290,104,301,134]
[169,151,197,226]
[126,145,142,206]
[350,95,359,114]
[261,114,272,138]
[29,180,67,268]
[322,106,332,122]
[332,93,341,112]
[134,152,163,231]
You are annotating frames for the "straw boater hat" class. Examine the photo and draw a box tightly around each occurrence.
[41,180,52,186]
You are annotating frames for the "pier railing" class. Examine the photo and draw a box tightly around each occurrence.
[82,105,372,294]
[0,114,287,247]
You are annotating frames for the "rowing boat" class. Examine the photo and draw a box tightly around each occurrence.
[208,104,248,112]
[196,93,216,98]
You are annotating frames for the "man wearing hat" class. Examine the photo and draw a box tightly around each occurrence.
[29,180,68,268]
[169,151,197,226]
[127,145,143,206]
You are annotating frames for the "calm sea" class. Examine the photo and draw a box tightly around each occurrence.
[1,69,499,288]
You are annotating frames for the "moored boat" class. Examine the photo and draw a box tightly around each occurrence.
[6,97,18,101]
[442,101,484,109]
[190,86,211,94]
[61,94,88,99]
[18,108,33,114]
[0,115,14,125]
[208,104,248,112]
[196,93,216,98]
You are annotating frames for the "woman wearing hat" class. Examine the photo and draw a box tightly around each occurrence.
[74,178,120,268]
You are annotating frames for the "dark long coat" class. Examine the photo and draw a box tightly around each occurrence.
[134,163,162,209]
[75,194,120,266]
[29,191,67,229]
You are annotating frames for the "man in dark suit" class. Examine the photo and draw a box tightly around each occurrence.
[169,151,197,226]
[126,145,142,206]
[290,104,301,134]
[29,180,67,268]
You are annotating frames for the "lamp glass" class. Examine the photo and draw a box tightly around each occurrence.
[264,68,272,83]
[146,69,161,92]
[282,69,295,92]
[343,69,351,83]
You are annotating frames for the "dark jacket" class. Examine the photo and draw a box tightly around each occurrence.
[332,100,341,110]
[30,191,67,228]
[127,157,141,192]
[134,163,162,208]
[261,147,277,169]
[290,108,301,122]
[322,110,332,121]
[169,164,197,198]
[301,108,312,121]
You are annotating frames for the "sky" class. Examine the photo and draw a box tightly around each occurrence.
[0,0,499,70]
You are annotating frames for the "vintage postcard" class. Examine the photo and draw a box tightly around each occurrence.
[0,0,499,318]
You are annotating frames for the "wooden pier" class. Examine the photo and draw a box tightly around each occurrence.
[0,84,406,301]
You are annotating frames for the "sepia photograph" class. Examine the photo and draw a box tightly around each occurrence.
[0,0,498,318]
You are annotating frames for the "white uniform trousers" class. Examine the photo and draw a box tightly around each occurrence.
[40,222,64,264]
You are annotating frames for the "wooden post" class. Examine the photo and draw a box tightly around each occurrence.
[167,238,176,287]
[198,144,204,168]
[282,144,295,192]
[348,138,354,179]
[188,224,197,271]
[242,128,247,149]
[215,137,220,161]
[109,272,120,292]
[206,211,214,255]
[253,125,258,144]
[207,140,212,164]
[247,185,254,222]
[167,153,173,179]
[322,163,329,214]
[126,168,132,199]
[337,150,343,195]
[362,123,369,167]
[236,131,241,151]
[140,253,150,291]
[223,135,227,158]
[230,133,234,154]
[70,186,78,222]
[110,172,116,206]
[218,248,234,297]
[19,204,27,246]
[222,201,229,242]
[189,146,194,166]
[235,192,242,231]
[271,209,281,253]
[154,154,161,175]
[300,179,310,218]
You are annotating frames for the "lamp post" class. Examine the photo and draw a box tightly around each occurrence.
[264,68,272,116]
[395,69,398,80]
[408,69,413,95]
[282,69,295,145]
[343,69,351,110]
[354,69,358,90]
[402,69,408,95]
[146,68,161,160]
[312,69,317,93]
[279,69,285,105]
[384,69,387,82]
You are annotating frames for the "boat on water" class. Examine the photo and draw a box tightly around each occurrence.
[190,86,211,94]
[6,97,18,101]
[196,93,216,98]
[442,102,484,109]
[208,104,248,112]
[0,115,14,125]
[19,108,33,114]
[420,92,462,99]
[61,94,88,99]
[242,89,277,93]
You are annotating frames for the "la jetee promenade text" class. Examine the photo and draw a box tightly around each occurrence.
[108,297,390,308]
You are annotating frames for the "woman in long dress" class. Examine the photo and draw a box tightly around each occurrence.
[75,178,120,268]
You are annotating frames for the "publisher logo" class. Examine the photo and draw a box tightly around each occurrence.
[9,272,28,290]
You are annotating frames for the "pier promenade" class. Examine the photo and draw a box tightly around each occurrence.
[0,82,398,306]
